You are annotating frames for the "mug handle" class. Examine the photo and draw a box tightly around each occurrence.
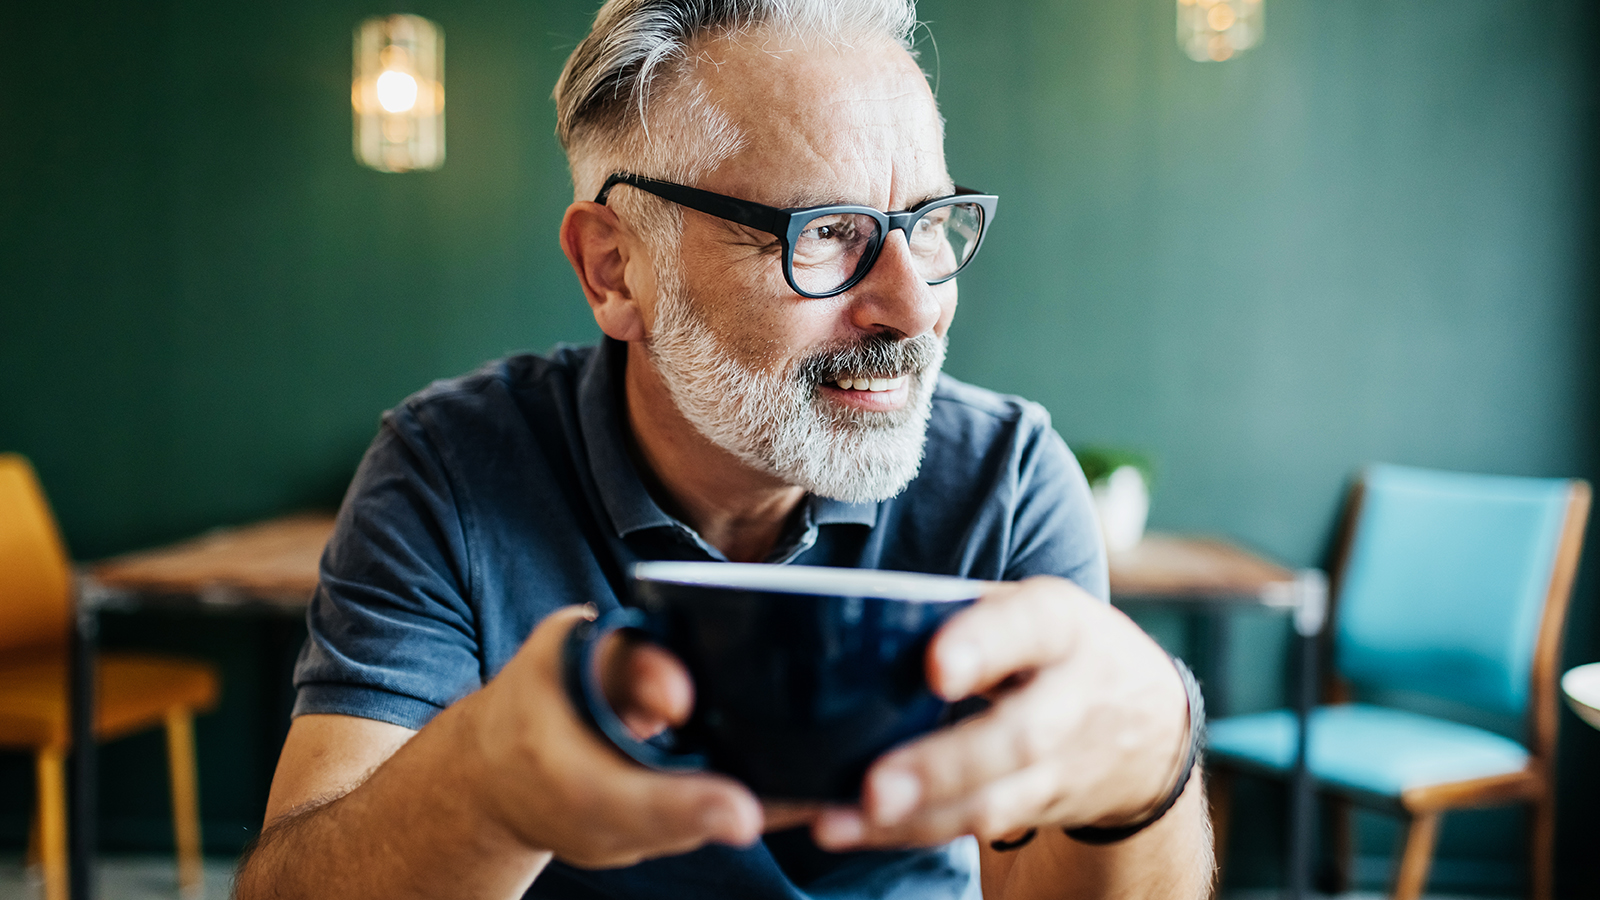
[561,607,709,772]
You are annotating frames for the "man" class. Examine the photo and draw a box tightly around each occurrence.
[235,0,1213,897]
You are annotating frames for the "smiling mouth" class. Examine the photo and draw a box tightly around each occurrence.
[823,374,909,393]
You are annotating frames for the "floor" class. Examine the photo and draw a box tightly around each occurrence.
[0,857,235,900]
[0,858,1517,900]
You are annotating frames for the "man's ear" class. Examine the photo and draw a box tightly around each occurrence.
[560,201,653,343]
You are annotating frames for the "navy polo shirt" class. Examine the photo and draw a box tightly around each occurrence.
[294,337,1106,899]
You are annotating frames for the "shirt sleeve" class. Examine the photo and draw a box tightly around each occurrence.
[292,403,484,730]
[1002,405,1110,601]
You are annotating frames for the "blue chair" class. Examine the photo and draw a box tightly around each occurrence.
[1206,465,1589,900]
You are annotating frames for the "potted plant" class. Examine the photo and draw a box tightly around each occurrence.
[1074,446,1155,554]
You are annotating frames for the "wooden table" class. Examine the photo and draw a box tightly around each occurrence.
[89,513,336,613]
[1110,532,1297,604]
[1109,532,1323,900]
[68,513,336,900]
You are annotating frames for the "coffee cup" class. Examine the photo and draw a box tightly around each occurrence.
[562,561,987,801]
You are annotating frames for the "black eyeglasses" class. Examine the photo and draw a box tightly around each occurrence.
[596,172,998,299]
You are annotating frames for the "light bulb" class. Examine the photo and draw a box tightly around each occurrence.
[1178,0,1262,62]
[353,14,445,172]
[376,70,419,113]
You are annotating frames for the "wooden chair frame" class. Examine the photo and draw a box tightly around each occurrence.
[1209,475,1589,900]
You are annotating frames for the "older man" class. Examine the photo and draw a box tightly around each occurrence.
[235,1,1212,898]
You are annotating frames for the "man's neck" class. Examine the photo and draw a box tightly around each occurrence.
[621,343,807,563]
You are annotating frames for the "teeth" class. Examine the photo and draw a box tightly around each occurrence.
[831,375,908,392]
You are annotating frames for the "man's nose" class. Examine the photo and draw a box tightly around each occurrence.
[845,231,945,340]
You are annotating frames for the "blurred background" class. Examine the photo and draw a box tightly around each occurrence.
[1,0,1596,895]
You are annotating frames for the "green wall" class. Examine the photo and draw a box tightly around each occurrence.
[2,0,1596,893]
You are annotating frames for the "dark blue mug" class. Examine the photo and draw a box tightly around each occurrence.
[562,562,986,801]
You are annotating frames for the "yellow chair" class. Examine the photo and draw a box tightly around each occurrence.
[0,454,219,900]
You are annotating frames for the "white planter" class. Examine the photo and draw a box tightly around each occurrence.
[1091,465,1149,554]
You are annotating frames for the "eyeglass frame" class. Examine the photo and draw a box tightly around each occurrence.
[594,172,999,300]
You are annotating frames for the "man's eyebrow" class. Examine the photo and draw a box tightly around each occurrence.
[777,187,959,212]
[902,188,956,210]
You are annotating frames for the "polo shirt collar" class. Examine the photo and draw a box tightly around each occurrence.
[575,338,878,545]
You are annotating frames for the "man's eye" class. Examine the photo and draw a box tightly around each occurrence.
[803,219,854,241]
[909,215,948,252]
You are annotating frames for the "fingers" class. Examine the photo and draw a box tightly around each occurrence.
[613,766,763,860]
[816,763,1062,850]
[477,606,762,869]
[813,672,1077,849]
[873,665,1080,815]
[551,740,762,867]
[600,636,695,740]
[927,577,1088,700]
[548,764,763,868]
[813,579,1189,851]
[759,801,830,834]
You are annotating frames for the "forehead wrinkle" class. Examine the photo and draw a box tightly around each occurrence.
[732,93,945,208]
[688,31,949,209]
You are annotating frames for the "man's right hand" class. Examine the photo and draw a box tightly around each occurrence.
[242,606,765,900]
[461,605,764,868]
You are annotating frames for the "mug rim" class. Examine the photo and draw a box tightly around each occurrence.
[631,561,988,603]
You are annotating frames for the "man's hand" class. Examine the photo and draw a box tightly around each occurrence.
[239,606,770,900]
[810,576,1191,849]
[456,605,765,869]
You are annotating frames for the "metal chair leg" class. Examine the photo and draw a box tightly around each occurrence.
[1322,795,1351,894]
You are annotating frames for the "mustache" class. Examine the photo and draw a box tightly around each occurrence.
[796,333,946,384]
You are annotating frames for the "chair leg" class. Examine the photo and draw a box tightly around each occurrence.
[36,748,69,900]
[1391,811,1440,900]
[1530,795,1555,900]
[165,708,205,898]
[1323,795,1352,894]
[1205,766,1234,891]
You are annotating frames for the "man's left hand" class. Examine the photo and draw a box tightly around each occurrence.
[812,575,1190,849]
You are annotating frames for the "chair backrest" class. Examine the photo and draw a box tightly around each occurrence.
[1334,464,1587,728]
[0,454,75,653]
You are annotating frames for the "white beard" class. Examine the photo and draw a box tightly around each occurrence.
[644,279,945,503]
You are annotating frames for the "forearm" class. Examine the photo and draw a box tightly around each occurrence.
[235,697,552,900]
[984,768,1213,900]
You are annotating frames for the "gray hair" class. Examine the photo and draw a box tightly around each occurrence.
[553,0,920,207]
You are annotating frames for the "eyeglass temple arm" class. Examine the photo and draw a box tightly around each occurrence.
[595,174,788,237]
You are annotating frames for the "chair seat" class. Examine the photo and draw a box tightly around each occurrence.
[1207,703,1530,799]
[0,652,220,750]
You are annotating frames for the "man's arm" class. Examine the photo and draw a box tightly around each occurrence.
[978,769,1212,900]
[811,577,1214,899]
[234,606,765,900]
[237,709,549,900]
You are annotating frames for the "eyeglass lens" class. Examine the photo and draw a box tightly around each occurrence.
[790,202,986,295]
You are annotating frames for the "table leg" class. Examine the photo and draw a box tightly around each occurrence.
[1287,628,1316,900]
[1199,610,1232,718]
[258,618,305,808]
[69,596,97,900]
[1286,570,1327,900]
